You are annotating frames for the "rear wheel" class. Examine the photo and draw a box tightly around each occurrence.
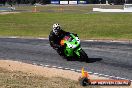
[80,49,89,62]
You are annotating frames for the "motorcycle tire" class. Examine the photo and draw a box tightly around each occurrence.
[80,49,89,62]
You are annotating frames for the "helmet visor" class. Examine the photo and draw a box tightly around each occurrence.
[53,27,60,35]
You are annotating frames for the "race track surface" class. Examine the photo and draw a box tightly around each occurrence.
[0,38,132,80]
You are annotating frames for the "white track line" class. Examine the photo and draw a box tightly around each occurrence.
[33,63,132,82]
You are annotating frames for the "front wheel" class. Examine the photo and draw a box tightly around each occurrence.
[80,49,89,62]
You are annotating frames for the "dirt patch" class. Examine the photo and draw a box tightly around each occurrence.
[0,60,106,81]
[0,60,131,88]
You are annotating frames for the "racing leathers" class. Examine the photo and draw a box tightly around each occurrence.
[49,29,69,56]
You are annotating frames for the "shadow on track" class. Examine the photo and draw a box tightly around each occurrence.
[62,56,103,63]
[87,58,103,63]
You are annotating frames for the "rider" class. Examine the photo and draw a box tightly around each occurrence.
[49,23,69,56]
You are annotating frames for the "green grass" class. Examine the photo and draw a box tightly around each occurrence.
[0,67,97,88]
[0,5,132,40]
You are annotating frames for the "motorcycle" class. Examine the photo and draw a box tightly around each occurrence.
[59,33,88,61]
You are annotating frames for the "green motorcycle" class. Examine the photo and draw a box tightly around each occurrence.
[60,33,88,61]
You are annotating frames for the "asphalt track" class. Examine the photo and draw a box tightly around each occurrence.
[0,38,132,81]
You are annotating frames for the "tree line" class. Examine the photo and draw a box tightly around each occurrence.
[90,0,132,4]
[0,0,50,5]
[0,0,132,5]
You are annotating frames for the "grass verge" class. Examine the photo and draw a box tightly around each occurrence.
[0,5,132,40]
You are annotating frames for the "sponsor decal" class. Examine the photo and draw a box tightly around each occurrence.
[60,1,68,4]
[51,1,59,4]
[78,1,87,4]
[69,1,77,4]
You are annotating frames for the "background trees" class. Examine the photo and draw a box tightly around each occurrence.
[0,0,131,5]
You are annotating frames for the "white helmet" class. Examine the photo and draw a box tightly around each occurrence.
[52,23,61,35]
